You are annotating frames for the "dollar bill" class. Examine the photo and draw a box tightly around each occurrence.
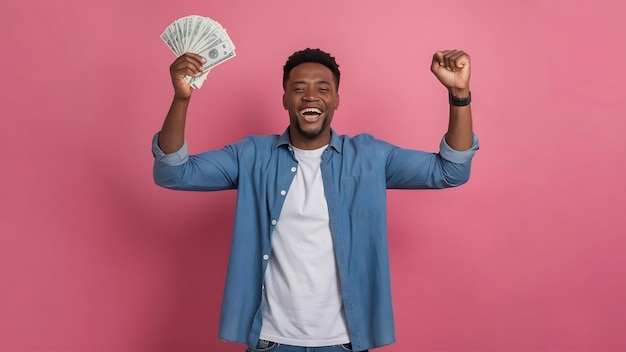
[161,15,236,89]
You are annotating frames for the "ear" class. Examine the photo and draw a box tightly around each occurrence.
[282,93,287,110]
[335,94,340,110]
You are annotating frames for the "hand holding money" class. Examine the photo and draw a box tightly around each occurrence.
[162,15,237,90]
[169,53,205,99]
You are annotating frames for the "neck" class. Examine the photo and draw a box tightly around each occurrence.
[289,127,331,150]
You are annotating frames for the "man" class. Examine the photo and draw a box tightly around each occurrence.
[152,48,479,351]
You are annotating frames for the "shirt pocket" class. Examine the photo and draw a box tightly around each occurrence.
[341,169,382,216]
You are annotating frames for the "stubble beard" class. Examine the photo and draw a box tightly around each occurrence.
[293,114,328,140]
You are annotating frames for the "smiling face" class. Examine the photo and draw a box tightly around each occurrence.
[283,62,340,150]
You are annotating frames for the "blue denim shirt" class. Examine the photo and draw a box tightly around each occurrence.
[152,128,479,350]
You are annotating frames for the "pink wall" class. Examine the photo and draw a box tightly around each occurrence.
[1,0,625,351]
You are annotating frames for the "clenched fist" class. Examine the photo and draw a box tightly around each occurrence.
[169,52,206,99]
[431,50,471,98]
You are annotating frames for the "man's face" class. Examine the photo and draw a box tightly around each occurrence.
[283,62,340,149]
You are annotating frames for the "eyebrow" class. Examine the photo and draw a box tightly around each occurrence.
[291,79,332,85]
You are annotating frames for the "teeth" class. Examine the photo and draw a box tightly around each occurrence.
[300,108,322,114]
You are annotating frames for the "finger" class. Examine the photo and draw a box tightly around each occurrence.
[171,63,201,79]
[431,50,449,72]
[442,49,453,68]
[183,52,205,62]
[433,50,450,66]
[434,50,455,71]
[447,51,470,71]
[178,52,205,64]
[447,50,466,71]
[439,50,470,72]
[172,53,206,74]
[181,65,203,77]
[185,52,207,70]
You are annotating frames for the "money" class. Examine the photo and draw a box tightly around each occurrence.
[161,15,236,89]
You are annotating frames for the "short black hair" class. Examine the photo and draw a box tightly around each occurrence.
[282,48,341,90]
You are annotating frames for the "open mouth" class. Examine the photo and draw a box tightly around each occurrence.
[299,107,323,121]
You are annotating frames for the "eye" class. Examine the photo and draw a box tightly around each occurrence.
[294,87,305,92]
[319,87,329,92]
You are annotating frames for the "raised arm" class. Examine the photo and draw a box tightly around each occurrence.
[158,53,206,153]
[430,50,473,151]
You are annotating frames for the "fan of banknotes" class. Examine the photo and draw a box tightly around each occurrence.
[161,15,236,89]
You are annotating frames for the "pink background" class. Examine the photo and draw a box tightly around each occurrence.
[1,0,625,351]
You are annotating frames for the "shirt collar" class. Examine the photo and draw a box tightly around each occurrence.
[276,127,343,154]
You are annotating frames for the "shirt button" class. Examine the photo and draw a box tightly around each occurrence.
[263,254,269,260]
[280,190,286,196]
[290,167,297,172]
[271,219,277,225]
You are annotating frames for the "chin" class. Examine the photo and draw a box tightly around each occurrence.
[295,121,326,139]
[298,128,323,140]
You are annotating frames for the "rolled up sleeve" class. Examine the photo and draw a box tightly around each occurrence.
[439,133,480,164]
[152,132,189,166]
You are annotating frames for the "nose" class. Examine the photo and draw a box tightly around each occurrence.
[303,90,319,101]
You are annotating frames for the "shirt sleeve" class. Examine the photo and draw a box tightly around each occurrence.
[384,133,479,189]
[152,132,189,166]
[438,133,480,164]
[151,132,243,191]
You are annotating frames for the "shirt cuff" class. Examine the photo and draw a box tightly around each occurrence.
[152,132,189,166]
[439,133,479,164]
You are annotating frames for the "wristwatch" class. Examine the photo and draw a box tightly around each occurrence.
[449,92,471,107]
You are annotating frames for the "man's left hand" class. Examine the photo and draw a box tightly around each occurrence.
[431,50,471,96]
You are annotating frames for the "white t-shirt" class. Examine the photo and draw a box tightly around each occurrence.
[259,145,349,346]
